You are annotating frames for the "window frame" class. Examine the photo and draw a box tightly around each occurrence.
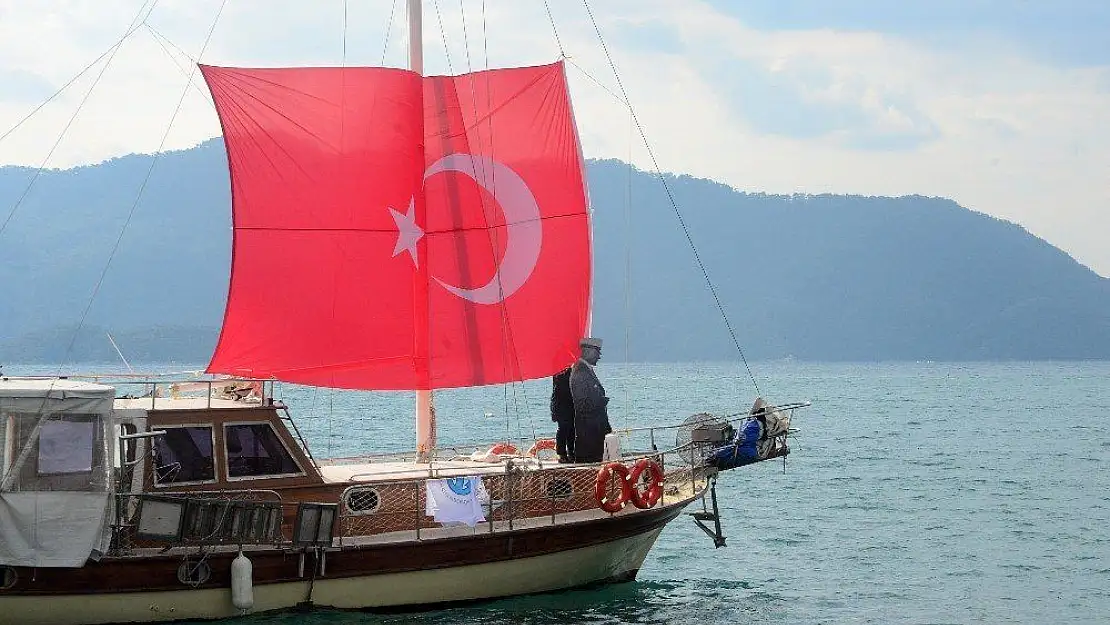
[343,487,382,516]
[222,420,305,482]
[1,413,12,480]
[2,411,106,491]
[151,423,218,488]
[35,414,99,477]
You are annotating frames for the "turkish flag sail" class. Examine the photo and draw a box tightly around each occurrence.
[200,62,591,390]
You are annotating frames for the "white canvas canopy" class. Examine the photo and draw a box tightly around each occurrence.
[0,379,116,567]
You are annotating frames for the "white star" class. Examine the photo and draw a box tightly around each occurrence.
[389,201,424,267]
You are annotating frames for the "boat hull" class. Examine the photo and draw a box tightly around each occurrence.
[0,503,685,624]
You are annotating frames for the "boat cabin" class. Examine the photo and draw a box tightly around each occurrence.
[113,397,322,492]
[1,376,659,562]
[0,378,118,567]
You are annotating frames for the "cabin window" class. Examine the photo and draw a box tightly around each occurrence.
[37,417,97,475]
[1,413,106,491]
[152,426,216,485]
[224,423,302,479]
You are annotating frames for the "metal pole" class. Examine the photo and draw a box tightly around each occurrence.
[409,0,437,464]
[407,0,423,75]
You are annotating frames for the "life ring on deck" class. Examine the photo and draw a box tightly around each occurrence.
[470,442,520,463]
[594,462,632,513]
[489,442,518,455]
[526,438,557,458]
[627,459,665,509]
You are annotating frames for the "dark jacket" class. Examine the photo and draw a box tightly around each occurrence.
[550,368,574,423]
[569,359,612,462]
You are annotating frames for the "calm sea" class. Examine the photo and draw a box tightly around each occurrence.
[9,361,1109,624]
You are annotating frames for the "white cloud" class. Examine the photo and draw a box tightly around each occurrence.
[0,0,1107,276]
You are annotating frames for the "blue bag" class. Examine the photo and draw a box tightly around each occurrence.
[707,418,762,470]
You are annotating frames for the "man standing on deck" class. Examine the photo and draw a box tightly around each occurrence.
[550,367,575,462]
[570,337,612,463]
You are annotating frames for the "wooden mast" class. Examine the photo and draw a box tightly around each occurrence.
[409,0,437,463]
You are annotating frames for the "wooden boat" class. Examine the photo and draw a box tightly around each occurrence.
[0,2,805,622]
[0,377,801,623]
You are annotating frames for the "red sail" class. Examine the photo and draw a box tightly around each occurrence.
[199,62,591,390]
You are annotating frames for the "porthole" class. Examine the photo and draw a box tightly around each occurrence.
[177,560,211,586]
[0,567,16,590]
[344,487,381,515]
[545,478,573,501]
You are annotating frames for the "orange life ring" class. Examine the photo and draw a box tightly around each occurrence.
[594,462,632,513]
[488,442,518,456]
[470,442,520,462]
[627,458,665,509]
[526,438,557,458]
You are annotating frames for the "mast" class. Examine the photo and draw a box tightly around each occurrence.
[407,0,424,76]
[409,0,436,463]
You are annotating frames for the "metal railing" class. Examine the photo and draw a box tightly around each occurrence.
[94,383,805,555]
[333,444,708,543]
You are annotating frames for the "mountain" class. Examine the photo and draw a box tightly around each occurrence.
[1,139,1108,363]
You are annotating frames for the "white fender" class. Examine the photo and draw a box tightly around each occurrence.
[230,552,254,611]
[602,433,622,461]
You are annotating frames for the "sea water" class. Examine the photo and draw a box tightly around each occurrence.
[9,361,1108,624]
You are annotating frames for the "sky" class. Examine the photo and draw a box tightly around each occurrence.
[0,0,1107,276]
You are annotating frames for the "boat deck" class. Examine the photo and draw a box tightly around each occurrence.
[317,458,586,484]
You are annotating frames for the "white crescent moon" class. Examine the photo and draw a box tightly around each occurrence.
[424,153,543,305]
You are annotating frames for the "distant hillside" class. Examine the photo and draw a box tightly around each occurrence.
[1,139,1108,363]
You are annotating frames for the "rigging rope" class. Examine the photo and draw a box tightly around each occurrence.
[431,1,537,445]
[579,0,761,397]
[623,113,634,362]
[0,1,165,495]
[328,388,336,456]
[143,25,215,107]
[342,0,349,65]
[61,0,229,367]
[432,0,455,74]
[475,0,535,444]
[0,3,155,148]
[331,0,350,436]
[144,22,194,62]
[478,0,529,443]
[0,0,159,243]
[456,0,514,439]
[541,0,567,58]
[565,59,625,105]
[381,0,399,65]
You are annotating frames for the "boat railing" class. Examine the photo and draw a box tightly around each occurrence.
[321,402,804,467]
[327,404,806,541]
[103,436,761,556]
[104,445,705,556]
[614,400,811,435]
[334,444,709,542]
[103,402,800,554]
[59,373,279,410]
[610,401,805,468]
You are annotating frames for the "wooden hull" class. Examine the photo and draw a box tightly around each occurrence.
[0,502,686,624]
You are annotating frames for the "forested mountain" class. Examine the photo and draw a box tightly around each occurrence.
[2,139,1107,363]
